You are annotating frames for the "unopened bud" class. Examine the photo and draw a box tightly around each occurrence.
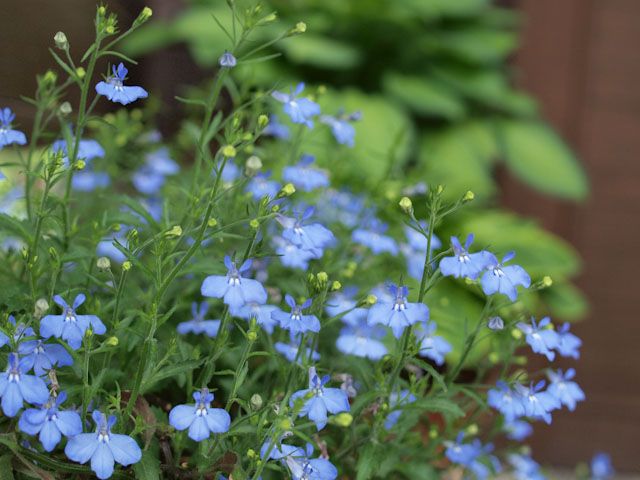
[97,257,111,270]
[75,67,86,79]
[365,294,377,306]
[316,272,328,284]
[105,336,119,346]
[258,114,269,129]
[466,423,479,435]
[134,6,153,25]
[463,190,475,202]
[166,225,183,237]
[542,276,553,287]
[34,298,49,318]
[97,6,106,16]
[54,31,69,50]
[58,102,72,117]
[122,261,132,271]
[436,185,444,195]
[221,145,236,158]
[247,330,258,342]
[293,21,307,34]
[247,448,257,459]
[249,219,260,230]
[250,394,263,410]
[332,412,353,427]
[74,160,86,171]
[279,183,296,198]
[330,281,342,292]
[245,155,262,176]
[511,328,523,340]
[208,218,218,227]
[399,196,413,214]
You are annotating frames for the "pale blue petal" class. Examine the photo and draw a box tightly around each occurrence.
[169,404,195,431]
[39,420,62,451]
[204,408,231,433]
[108,433,142,465]
[91,443,115,479]
[65,434,98,463]
[201,275,229,298]
[188,416,211,441]
[55,410,82,436]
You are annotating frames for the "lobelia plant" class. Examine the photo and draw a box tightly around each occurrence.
[0,2,612,480]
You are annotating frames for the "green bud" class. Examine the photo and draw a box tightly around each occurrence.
[542,275,553,287]
[249,219,260,230]
[105,336,119,346]
[245,155,262,176]
[463,190,475,202]
[258,114,269,128]
[250,394,263,410]
[54,31,69,50]
[330,280,342,292]
[316,272,329,284]
[278,183,296,198]
[208,218,218,227]
[122,261,132,271]
[58,102,72,117]
[165,225,183,237]
[332,412,353,427]
[221,145,236,158]
[97,257,111,270]
[398,196,413,214]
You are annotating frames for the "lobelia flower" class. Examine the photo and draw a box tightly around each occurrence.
[336,319,388,361]
[0,107,27,148]
[95,63,148,105]
[272,295,320,335]
[72,171,110,192]
[503,419,533,441]
[384,390,416,430]
[246,171,281,200]
[278,206,335,255]
[40,294,106,350]
[169,388,231,441]
[275,333,320,363]
[18,338,73,376]
[415,321,451,366]
[319,110,361,147]
[509,454,546,480]
[546,368,585,411]
[132,147,179,195]
[316,189,366,229]
[262,114,290,139]
[480,251,531,301]
[404,222,442,252]
[517,317,559,361]
[65,410,142,479]
[445,432,501,480]
[325,287,367,326]
[273,235,318,270]
[218,51,237,68]
[272,83,321,128]
[367,283,429,338]
[201,256,267,310]
[284,443,338,480]
[282,155,329,192]
[214,158,240,183]
[0,353,49,417]
[231,301,279,334]
[591,453,615,480]
[0,315,36,348]
[487,381,525,422]
[352,219,399,256]
[290,367,350,430]
[515,381,560,424]
[18,391,82,452]
[555,322,582,359]
[439,234,496,280]
[177,302,221,337]
[52,138,105,167]
[487,316,505,331]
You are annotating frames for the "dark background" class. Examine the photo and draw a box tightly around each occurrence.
[1,0,638,472]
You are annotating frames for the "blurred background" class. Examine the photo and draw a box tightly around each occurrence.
[1,0,638,474]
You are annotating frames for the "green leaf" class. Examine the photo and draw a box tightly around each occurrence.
[279,34,361,70]
[540,280,589,320]
[356,443,383,480]
[499,120,589,199]
[407,396,465,418]
[0,213,33,244]
[0,455,14,480]
[425,28,518,64]
[383,73,465,119]
[133,443,161,480]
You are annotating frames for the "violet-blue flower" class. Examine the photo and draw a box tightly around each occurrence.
[352,219,399,256]
[416,321,451,366]
[439,234,496,280]
[487,381,525,422]
[72,170,110,192]
[65,410,142,479]
[555,322,582,359]
[367,283,429,338]
[262,114,290,139]
[282,155,329,192]
[319,110,361,147]
[591,453,614,480]
[272,295,320,335]
[445,433,500,480]
[290,367,350,430]
[18,339,73,376]
[284,443,338,480]
[277,206,335,255]
[0,353,49,417]
[515,381,560,424]
[384,390,416,430]
[231,301,279,334]
[509,454,546,480]
[132,147,179,195]
[40,294,106,350]
[272,83,321,128]
[336,320,388,361]
[480,251,531,301]
[246,171,281,200]
[547,368,585,411]
[95,63,148,105]
[168,388,231,441]
[177,302,221,337]
[219,51,237,68]
[273,236,318,270]
[0,108,27,148]
[504,419,533,441]
[275,337,320,364]
[18,391,82,452]
[517,316,559,361]
[52,138,105,167]
[201,256,267,310]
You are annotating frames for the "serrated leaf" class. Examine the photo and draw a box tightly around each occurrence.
[499,120,588,199]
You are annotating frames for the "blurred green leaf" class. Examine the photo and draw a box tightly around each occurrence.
[278,35,362,69]
[499,121,589,200]
[425,28,518,64]
[540,280,589,320]
[383,73,466,119]
[406,0,490,19]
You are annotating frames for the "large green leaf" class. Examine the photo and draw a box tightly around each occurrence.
[278,34,362,69]
[424,28,518,64]
[499,120,589,200]
[383,73,466,119]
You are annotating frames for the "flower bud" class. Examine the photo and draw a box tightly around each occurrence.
[258,114,269,129]
[398,196,413,214]
[165,225,183,237]
[58,102,72,117]
[54,31,69,50]
[249,219,260,230]
[105,336,119,346]
[278,418,293,431]
[97,257,111,270]
[330,281,342,292]
[221,145,236,158]
[542,275,553,287]
[278,183,296,198]
[511,328,523,340]
[293,22,307,34]
[134,6,153,26]
[261,12,277,23]
[247,448,257,459]
[466,423,479,435]
[245,155,262,176]
[247,330,258,342]
[34,298,49,319]
[436,185,444,195]
[250,394,263,410]
[74,160,86,171]
[365,294,377,306]
[43,70,58,87]
[208,218,218,227]
[463,190,475,202]
[122,261,132,271]
[75,67,86,80]
[332,412,353,427]
[487,316,504,331]
[97,6,106,16]
[316,271,328,285]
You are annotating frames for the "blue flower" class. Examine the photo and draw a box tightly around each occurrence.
[96,63,148,105]
[52,138,105,167]
[263,114,290,140]
[487,316,505,331]
[284,443,338,480]
[219,51,237,68]
[18,339,73,376]
[0,108,27,148]
[404,222,442,252]
[517,317,559,361]
[201,256,267,310]
[272,295,320,335]
[515,381,560,424]
[487,381,525,422]
[591,453,614,480]
[0,353,49,417]
[168,388,231,442]
[72,171,110,192]
[0,315,35,348]
[439,234,496,280]
[503,419,533,441]
[290,367,350,430]
[275,336,320,364]
[367,283,429,338]
[508,454,546,480]
[18,391,82,452]
[231,302,279,334]
[325,287,367,325]
[272,83,320,128]
[65,410,142,479]
[336,319,388,361]
[480,251,531,301]
[273,236,318,270]
[555,322,581,359]
[416,321,451,366]
[384,390,416,429]
[319,110,361,147]
[132,148,179,195]
[277,206,335,254]
[547,368,585,411]
[215,159,240,183]
[352,219,399,256]
[177,302,220,337]
[246,172,281,200]
[445,433,500,480]
[40,294,106,350]
[282,155,329,192]
[316,189,365,228]
[96,227,129,264]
